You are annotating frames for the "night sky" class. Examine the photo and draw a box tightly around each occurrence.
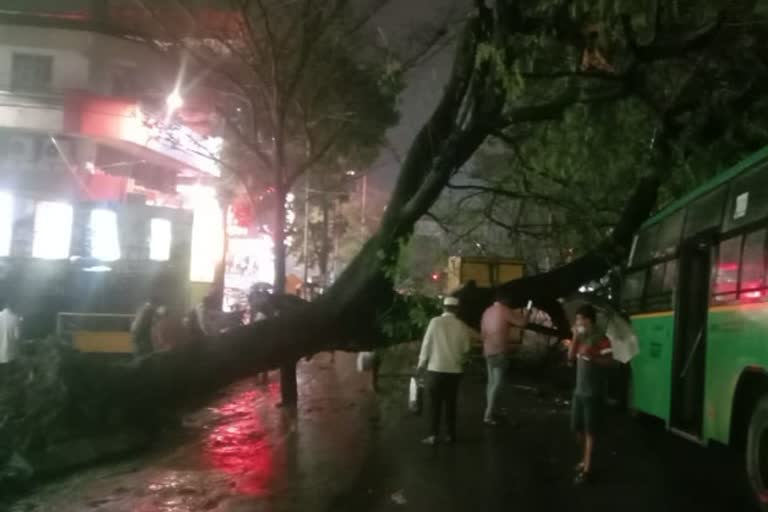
[368,0,471,196]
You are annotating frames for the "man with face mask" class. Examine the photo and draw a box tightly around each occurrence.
[568,304,614,484]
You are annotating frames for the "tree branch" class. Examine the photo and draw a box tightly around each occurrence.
[623,12,724,62]
[519,69,623,81]
[285,119,347,189]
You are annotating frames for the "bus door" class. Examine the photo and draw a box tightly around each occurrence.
[670,237,711,439]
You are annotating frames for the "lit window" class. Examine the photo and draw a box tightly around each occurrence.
[713,236,742,302]
[740,230,766,294]
[190,197,224,283]
[150,218,172,261]
[90,209,120,261]
[0,192,13,257]
[33,201,73,259]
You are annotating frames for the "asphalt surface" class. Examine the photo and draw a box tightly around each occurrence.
[3,352,759,512]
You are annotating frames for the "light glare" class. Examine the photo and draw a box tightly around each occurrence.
[0,192,13,257]
[150,218,172,261]
[90,209,121,261]
[33,202,73,259]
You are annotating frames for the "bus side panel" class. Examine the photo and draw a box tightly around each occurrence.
[703,304,768,443]
[630,313,675,422]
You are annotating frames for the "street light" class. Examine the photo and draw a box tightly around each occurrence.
[166,89,184,112]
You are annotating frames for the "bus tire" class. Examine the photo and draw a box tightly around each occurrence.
[747,395,768,510]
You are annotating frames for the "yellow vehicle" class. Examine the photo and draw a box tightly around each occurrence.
[444,256,524,292]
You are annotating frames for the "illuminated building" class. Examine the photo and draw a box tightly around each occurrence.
[0,4,226,339]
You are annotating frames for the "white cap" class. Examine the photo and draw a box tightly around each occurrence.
[443,297,459,307]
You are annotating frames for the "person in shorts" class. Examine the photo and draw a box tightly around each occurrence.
[568,304,614,484]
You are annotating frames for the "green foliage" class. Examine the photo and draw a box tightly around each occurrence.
[392,233,446,294]
[377,293,440,345]
[287,175,381,282]
[143,1,403,264]
[429,1,768,273]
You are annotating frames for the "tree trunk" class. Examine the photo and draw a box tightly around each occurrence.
[273,185,288,295]
[318,195,331,281]
[272,182,298,406]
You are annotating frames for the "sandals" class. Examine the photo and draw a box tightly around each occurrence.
[572,461,592,485]
[573,469,592,485]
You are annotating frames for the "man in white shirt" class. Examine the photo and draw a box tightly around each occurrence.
[0,298,21,365]
[418,296,477,445]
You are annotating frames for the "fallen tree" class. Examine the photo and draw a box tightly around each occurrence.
[4,0,768,486]
[114,0,761,404]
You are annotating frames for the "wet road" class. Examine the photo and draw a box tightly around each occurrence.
[4,352,759,512]
[5,353,377,512]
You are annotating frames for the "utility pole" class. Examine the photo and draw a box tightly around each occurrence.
[302,172,311,289]
[360,174,367,226]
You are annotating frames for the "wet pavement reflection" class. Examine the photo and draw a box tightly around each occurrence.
[5,351,759,512]
[7,352,376,512]
[204,384,281,497]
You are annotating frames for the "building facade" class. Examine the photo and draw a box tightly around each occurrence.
[0,4,225,340]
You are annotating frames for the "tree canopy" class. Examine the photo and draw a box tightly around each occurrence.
[128,0,403,292]
[423,0,768,277]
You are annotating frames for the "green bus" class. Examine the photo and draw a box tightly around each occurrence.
[622,146,768,508]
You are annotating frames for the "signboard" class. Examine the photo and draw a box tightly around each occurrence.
[734,192,749,219]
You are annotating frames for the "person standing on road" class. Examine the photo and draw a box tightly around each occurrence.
[481,299,528,425]
[195,293,227,336]
[568,304,614,484]
[131,295,162,357]
[417,296,477,445]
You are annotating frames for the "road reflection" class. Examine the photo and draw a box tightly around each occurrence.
[204,382,284,496]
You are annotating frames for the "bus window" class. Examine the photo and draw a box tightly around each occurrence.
[632,224,658,266]
[621,270,646,313]
[713,236,742,301]
[739,229,766,299]
[646,260,677,311]
[684,187,727,238]
[647,263,666,295]
[664,259,678,290]
[655,210,684,258]
[724,163,768,232]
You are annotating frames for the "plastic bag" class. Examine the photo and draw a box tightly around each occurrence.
[605,314,639,363]
[408,376,423,415]
[357,351,376,372]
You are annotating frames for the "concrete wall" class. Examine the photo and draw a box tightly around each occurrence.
[0,23,175,97]
[0,26,91,92]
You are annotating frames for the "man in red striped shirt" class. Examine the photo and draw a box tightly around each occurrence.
[568,304,614,484]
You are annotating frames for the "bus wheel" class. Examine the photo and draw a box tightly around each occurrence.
[747,395,768,510]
